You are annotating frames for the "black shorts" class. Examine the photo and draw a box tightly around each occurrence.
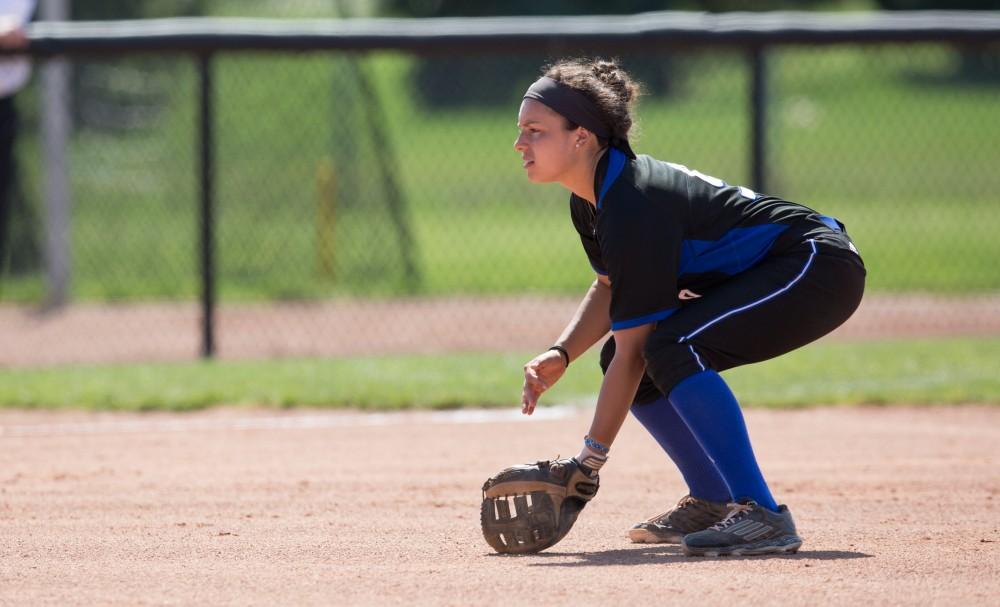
[600,237,866,403]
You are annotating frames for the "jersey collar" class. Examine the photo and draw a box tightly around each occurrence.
[596,147,627,211]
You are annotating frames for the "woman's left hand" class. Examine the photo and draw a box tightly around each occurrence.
[521,350,567,415]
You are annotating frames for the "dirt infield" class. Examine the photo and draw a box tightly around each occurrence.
[1,293,999,366]
[2,405,998,606]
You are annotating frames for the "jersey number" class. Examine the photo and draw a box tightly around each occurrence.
[666,162,757,200]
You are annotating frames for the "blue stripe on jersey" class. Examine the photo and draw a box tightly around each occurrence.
[596,148,627,210]
[590,261,609,276]
[679,223,788,277]
[611,306,678,331]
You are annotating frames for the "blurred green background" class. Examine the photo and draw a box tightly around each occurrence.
[1,0,997,410]
[4,44,998,301]
[3,338,998,411]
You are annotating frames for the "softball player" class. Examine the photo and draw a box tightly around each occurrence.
[515,58,865,556]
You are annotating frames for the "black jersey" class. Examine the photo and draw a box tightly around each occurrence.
[570,148,857,331]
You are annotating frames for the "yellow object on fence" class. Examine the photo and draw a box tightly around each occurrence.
[316,157,337,278]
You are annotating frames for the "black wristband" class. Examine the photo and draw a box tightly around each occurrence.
[548,345,570,367]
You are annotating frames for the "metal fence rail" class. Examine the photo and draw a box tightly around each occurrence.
[1,12,998,365]
[22,12,1000,52]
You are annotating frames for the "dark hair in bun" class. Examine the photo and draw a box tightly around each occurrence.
[543,58,641,142]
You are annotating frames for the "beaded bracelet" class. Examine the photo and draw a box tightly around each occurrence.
[548,345,570,367]
[584,434,610,455]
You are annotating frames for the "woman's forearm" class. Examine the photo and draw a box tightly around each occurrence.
[586,323,655,448]
[586,349,647,447]
[554,279,612,363]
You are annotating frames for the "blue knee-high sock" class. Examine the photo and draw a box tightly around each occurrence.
[667,370,779,512]
[630,396,731,503]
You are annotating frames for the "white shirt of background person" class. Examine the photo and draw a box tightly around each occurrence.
[0,0,34,100]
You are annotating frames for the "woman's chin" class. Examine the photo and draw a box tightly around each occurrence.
[524,167,550,183]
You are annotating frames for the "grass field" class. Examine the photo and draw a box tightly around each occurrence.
[3,44,999,302]
[1,337,997,410]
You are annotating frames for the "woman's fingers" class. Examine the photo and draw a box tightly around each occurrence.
[521,384,538,415]
[521,377,534,414]
[521,385,539,412]
[525,364,549,390]
[521,361,549,415]
[521,353,566,415]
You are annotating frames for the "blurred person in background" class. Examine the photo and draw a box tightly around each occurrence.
[0,0,33,270]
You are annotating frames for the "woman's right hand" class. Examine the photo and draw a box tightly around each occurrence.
[521,349,568,416]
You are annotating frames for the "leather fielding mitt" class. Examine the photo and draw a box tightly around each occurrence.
[480,457,599,554]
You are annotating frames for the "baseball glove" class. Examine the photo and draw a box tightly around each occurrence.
[480,457,599,554]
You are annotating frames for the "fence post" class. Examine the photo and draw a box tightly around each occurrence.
[749,45,768,194]
[40,0,71,309]
[198,53,215,359]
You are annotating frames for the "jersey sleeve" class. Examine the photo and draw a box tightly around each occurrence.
[599,194,685,331]
[569,197,608,276]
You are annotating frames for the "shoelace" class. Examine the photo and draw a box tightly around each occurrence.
[646,495,698,523]
[709,503,754,531]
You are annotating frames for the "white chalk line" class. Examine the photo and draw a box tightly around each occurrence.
[0,404,586,438]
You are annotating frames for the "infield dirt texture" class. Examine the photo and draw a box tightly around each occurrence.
[1,405,998,606]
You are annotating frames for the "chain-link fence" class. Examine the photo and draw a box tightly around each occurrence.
[2,15,999,366]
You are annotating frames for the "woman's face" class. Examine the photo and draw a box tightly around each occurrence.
[514,98,580,184]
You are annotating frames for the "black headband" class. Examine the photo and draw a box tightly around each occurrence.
[523,76,636,159]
